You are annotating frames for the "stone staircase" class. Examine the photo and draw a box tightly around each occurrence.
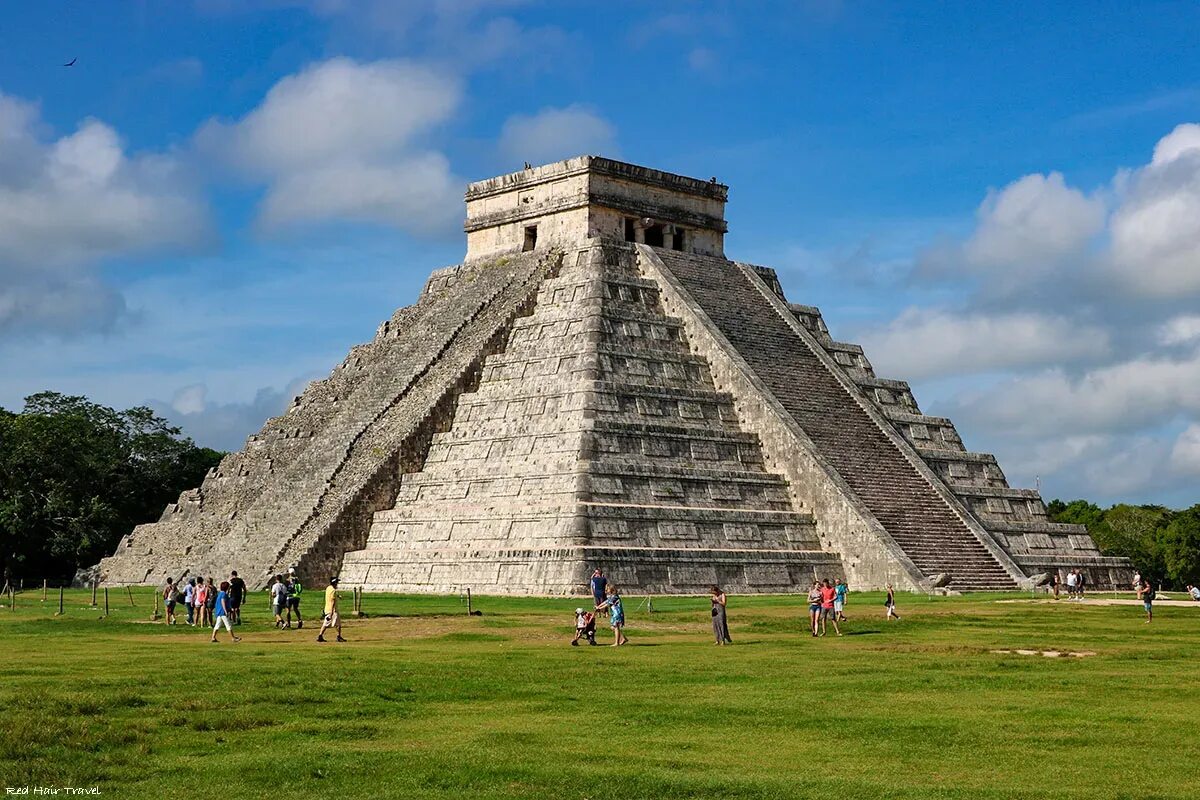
[653,249,1019,590]
[339,243,841,594]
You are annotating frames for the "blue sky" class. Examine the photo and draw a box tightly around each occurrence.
[2,1,1200,506]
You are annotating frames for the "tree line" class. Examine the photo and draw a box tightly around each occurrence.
[0,392,223,582]
[1048,499,1200,588]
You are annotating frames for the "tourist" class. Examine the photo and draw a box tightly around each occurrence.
[571,607,596,646]
[195,577,210,627]
[286,568,303,629]
[885,584,900,621]
[710,585,732,645]
[818,579,841,636]
[183,577,196,625]
[270,574,288,628]
[162,577,178,625]
[834,578,848,621]
[1137,579,1155,623]
[807,581,822,637]
[1077,569,1087,600]
[228,570,246,625]
[1187,584,1200,602]
[317,576,346,643]
[210,580,241,643]
[1065,569,1078,600]
[1050,571,1060,600]
[204,576,217,626]
[589,568,608,608]
[1132,571,1141,592]
[596,585,627,646]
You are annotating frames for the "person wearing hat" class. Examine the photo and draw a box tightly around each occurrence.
[571,606,596,646]
[316,576,346,643]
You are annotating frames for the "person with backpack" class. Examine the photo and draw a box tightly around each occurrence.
[834,578,849,622]
[286,568,303,629]
[162,577,178,625]
[1137,579,1156,623]
[1076,570,1087,600]
[270,575,289,629]
[210,580,241,643]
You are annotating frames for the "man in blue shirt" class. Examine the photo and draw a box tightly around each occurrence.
[589,568,607,607]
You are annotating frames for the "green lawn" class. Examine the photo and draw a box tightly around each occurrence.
[0,588,1196,799]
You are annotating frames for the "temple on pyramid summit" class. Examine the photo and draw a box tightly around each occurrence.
[97,157,1131,594]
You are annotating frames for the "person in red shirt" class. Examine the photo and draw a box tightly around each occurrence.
[818,579,841,636]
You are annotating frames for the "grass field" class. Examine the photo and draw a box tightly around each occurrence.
[0,587,1197,799]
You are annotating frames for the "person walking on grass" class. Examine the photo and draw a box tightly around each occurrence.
[210,581,241,643]
[195,578,210,628]
[596,585,627,646]
[818,579,841,636]
[228,571,246,625]
[1137,579,1155,623]
[204,576,217,626]
[1077,570,1087,601]
[1065,569,1078,600]
[589,568,608,609]
[885,584,900,621]
[270,574,288,628]
[1050,571,1061,600]
[163,578,179,625]
[807,581,822,637]
[710,585,732,645]
[286,568,303,629]
[317,577,346,643]
[834,578,848,622]
[183,578,196,625]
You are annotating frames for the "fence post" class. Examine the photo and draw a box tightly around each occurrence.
[103,587,109,618]
[42,579,47,602]
[151,589,160,621]
[467,587,472,616]
[91,580,98,608]
[55,585,64,616]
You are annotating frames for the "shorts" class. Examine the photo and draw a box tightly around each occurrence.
[821,606,834,618]
[808,603,821,613]
[228,598,241,609]
[1143,601,1153,612]
[833,600,844,613]
[323,612,340,626]
[273,603,286,615]
[288,597,300,609]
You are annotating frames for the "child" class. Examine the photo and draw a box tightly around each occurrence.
[210,581,241,643]
[596,586,627,646]
[571,608,597,646]
[162,578,178,625]
[885,584,900,621]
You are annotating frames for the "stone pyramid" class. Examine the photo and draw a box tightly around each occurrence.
[98,157,1130,592]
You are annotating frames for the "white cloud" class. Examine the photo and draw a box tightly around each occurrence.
[962,172,1105,273]
[857,308,1110,379]
[1158,314,1200,346]
[1169,423,1200,476]
[1107,123,1200,296]
[947,348,1200,439]
[498,105,616,167]
[154,378,313,451]
[196,57,463,233]
[0,92,209,335]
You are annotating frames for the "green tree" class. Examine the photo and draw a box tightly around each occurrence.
[0,392,223,581]
[1160,505,1200,587]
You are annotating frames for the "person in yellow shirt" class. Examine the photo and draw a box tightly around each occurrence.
[316,576,346,643]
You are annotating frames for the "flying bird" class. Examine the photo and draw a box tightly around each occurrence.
[63,57,77,67]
